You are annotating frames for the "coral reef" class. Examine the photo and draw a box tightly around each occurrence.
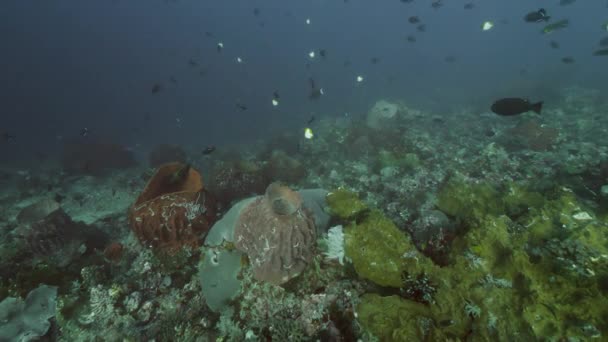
[3,90,608,341]
[234,182,316,285]
[0,284,58,341]
[262,150,307,185]
[366,99,400,129]
[208,160,269,208]
[61,142,137,176]
[129,162,216,252]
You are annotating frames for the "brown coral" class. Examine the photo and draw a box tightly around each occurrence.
[262,150,307,184]
[504,120,559,152]
[103,242,124,263]
[208,160,269,207]
[129,162,216,252]
[234,182,316,285]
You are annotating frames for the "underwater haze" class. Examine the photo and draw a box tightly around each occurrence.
[2,0,608,341]
[2,0,608,160]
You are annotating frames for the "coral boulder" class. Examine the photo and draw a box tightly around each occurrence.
[129,163,216,252]
[234,183,316,285]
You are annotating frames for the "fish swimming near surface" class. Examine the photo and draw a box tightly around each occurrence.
[593,48,608,56]
[524,9,550,23]
[598,37,608,47]
[541,19,569,34]
[308,78,324,100]
[151,83,162,94]
[2,132,16,143]
[202,146,216,155]
[549,40,560,49]
[408,16,420,24]
[561,57,575,64]
[491,98,543,116]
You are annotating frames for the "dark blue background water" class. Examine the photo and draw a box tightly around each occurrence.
[1,0,607,162]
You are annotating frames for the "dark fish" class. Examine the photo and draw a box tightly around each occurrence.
[593,48,608,56]
[464,3,474,10]
[431,1,443,9]
[491,98,543,116]
[524,9,550,23]
[188,59,198,67]
[169,76,178,84]
[166,163,191,185]
[204,31,214,37]
[307,116,315,125]
[400,0,414,3]
[408,16,420,24]
[319,49,327,58]
[202,146,216,155]
[417,24,426,32]
[370,57,380,64]
[253,8,260,16]
[273,91,280,100]
[151,83,162,93]
[599,37,608,47]
[343,60,351,67]
[2,132,16,144]
[308,78,324,100]
[444,55,456,63]
[549,40,560,49]
[236,102,248,111]
[406,35,416,43]
[80,128,89,137]
[561,57,575,64]
[559,0,576,5]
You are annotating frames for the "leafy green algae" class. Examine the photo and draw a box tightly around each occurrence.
[436,178,608,341]
[344,180,608,341]
[357,294,442,342]
[344,209,436,287]
[436,176,503,224]
[378,150,421,171]
[326,188,368,221]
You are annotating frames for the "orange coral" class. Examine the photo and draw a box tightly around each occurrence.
[129,162,216,252]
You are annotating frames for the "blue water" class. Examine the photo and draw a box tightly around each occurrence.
[2,0,607,160]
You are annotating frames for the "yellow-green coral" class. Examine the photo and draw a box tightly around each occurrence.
[357,294,445,341]
[344,181,608,341]
[345,209,438,288]
[378,150,421,171]
[326,188,368,221]
[436,176,503,224]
